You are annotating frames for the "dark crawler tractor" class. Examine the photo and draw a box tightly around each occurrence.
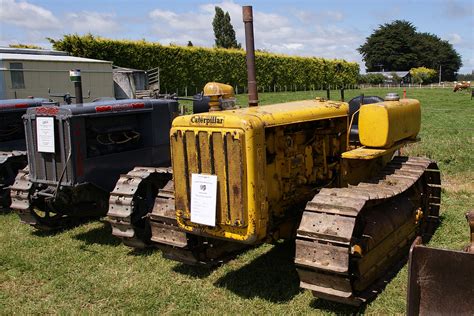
[10,98,178,230]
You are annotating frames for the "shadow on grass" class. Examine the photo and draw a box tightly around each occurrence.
[73,220,121,246]
[32,216,101,237]
[0,208,12,214]
[310,299,364,315]
[171,242,254,279]
[172,263,215,278]
[214,240,302,303]
[128,247,157,257]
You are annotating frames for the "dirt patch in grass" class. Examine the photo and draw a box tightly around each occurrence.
[443,174,474,193]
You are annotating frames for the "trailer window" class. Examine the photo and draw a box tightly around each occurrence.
[10,63,25,89]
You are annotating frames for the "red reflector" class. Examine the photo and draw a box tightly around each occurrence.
[15,103,28,108]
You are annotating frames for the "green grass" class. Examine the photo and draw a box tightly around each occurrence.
[1,88,472,314]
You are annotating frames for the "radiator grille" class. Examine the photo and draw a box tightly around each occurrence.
[26,117,74,186]
[172,129,247,227]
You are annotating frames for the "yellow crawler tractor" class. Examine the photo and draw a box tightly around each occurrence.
[107,6,441,305]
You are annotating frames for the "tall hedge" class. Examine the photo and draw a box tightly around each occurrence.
[50,34,359,94]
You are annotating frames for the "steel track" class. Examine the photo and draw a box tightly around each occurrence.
[295,156,441,305]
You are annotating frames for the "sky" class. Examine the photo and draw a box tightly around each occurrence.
[0,0,473,73]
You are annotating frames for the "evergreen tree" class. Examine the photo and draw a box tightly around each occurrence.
[187,41,193,47]
[358,20,462,80]
[212,7,240,49]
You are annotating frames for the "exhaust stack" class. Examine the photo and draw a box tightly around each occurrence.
[242,6,258,107]
[69,69,83,105]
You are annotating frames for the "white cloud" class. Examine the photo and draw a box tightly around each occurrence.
[447,33,463,45]
[294,10,344,24]
[0,0,368,71]
[284,43,304,50]
[66,11,121,34]
[0,0,60,30]
[146,0,362,67]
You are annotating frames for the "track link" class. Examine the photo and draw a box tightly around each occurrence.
[107,166,172,248]
[0,151,27,211]
[9,166,36,224]
[295,156,441,305]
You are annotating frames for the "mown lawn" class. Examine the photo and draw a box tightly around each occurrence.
[1,88,472,314]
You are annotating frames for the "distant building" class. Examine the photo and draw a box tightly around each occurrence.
[366,71,411,84]
[0,47,114,101]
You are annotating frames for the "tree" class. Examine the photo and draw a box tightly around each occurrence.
[9,43,43,49]
[414,33,462,81]
[187,41,193,47]
[457,73,474,81]
[212,7,240,49]
[358,20,462,80]
[358,73,386,84]
[410,67,437,84]
[358,21,418,72]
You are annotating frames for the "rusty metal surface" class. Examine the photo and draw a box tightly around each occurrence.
[0,151,27,210]
[242,6,258,107]
[407,236,474,316]
[295,156,441,305]
[9,166,35,224]
[149,180,189,248]
[10,166,91,230]
[108,172,248,266]
[148,179,249,266]
[107,166,172,248]
[466,210,474,253]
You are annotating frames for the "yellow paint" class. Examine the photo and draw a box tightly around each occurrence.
[171,98,348,243]
[358,99,420,148]
[341,139,417,160]
[173,99,349,128]
[203,82,235,98]
[203,82,236,111]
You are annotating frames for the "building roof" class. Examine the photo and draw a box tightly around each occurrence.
[0,47,69,56]
[366,71,410,78]
[113,66,145,73]
[0,53,111,64]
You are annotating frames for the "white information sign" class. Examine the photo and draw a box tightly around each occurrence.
[36,117,55,153]
[190,173,218,227]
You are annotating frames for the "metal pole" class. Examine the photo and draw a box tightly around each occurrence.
[69,69,83,105]
[243,6,258,107]
[439,65,442,85]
